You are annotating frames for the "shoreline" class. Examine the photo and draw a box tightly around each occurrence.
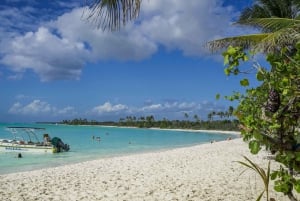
[85,124,241,135]
[0,138,296,200]
[148,127,241,135]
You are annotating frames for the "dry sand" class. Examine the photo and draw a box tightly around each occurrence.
[0,138,298,201]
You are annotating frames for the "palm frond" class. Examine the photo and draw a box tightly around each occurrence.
[239,5,271,21]
[83,0,141,31]
[236,156,271,201]
[237,18,300,32]
[241,0,298,19]
[257,23,300,53]
[207,19,300,54]
[207,33,270,53]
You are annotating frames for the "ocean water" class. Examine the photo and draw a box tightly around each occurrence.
[0,123,236,174]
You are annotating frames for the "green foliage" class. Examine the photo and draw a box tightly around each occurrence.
[249,140,262,154]
[222,43,300,199]
[222,46,248,75]
[240,78,250,87]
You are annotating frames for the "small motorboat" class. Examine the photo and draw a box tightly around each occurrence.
[0,127,70,153]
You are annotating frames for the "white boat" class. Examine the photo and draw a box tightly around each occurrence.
[0,127,70,153]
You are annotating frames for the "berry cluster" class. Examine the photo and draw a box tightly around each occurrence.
[265,89,281,113]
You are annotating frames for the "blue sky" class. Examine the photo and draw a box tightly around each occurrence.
[0,0,264,123]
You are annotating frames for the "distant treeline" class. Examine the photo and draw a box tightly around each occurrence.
[60,116,239,131]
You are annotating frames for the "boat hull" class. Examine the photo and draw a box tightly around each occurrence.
[0,141,53,153]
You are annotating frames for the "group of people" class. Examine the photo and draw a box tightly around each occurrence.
[210,137,232,144]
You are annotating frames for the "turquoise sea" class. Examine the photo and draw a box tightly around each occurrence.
[0,123,236,174]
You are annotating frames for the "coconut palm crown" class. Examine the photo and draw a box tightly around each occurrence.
[207,0,300,54]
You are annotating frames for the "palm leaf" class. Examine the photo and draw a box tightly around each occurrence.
[236,156,271,201]
[207,19,300,54]
[83,0,141,31]
[256,190,265,201]
[207,33,270,53]
[239,0,299,20]
[237,18,300,32]
[258,24,300,52]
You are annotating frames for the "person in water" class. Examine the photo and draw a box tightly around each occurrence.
[17,153,22,158]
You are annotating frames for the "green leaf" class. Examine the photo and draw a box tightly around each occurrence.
[249,140,261,154]
[256,71,264,81]
[295,153,300,162]
[224,55,229,65]
[274,182,290,193]
[240,79,249,86]
[294,180,300,193]
[227,46,236,55]
[282,89,289,95]
[270,171,278,180]
[224,68,230,75]
[253,131,263,141]
[282,77,289,85]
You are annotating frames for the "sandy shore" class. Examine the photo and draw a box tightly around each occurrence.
[0,138,297,201]
[149,127,241,135]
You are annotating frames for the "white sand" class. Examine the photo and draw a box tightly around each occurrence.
[0,138,298,201]
[149,128,241,135]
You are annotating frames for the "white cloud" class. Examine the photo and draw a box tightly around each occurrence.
[53,8,157,61]
[57,106,77,116]
[6,99,227,121]
[141,104,162,111]
[0,0,243,81]
[8,100,52,115]
[8,100,77,117]
[138,0,237,56]
[92,102,129,114]
[1,26,89,81]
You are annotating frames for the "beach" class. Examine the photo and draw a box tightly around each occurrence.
[0,138,297,201]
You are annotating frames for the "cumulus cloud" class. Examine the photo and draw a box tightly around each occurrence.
[92,102,129,114]
[1,27,89,81]
[9,100,52,115]
[0,0,241,81]
[139,0,236,56]
[8,100,76,117]
[57,106,77,115]
[52,8,158,62]
[7,99,227,121]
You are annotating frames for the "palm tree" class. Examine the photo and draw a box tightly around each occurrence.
[207,0,300,54]
[184,112,189,120]
[193,114,200,123]
[228,106,234,118]
[83,0,141,31]
[207,112,213,122]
